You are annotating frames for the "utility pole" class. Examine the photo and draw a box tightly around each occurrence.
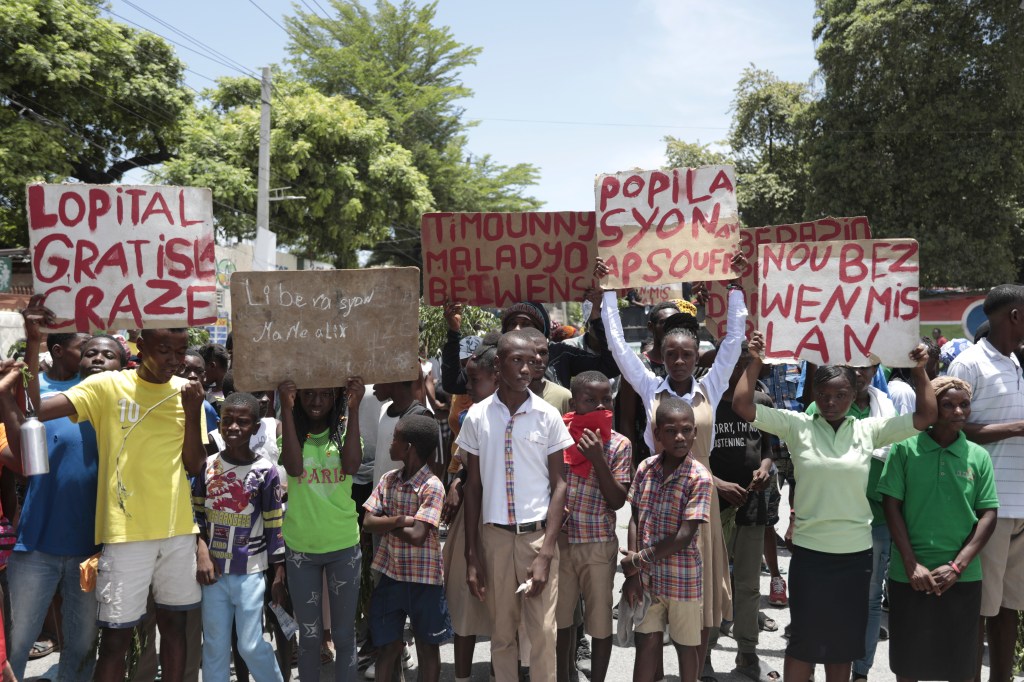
[255,66,273,271]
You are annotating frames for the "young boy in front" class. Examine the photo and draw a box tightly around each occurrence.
[363,414,452,682]
[458,330,574,682]
[622,398,713,682]
[192,392,285,682]
[555,370,631,682]
[27,327,207,682]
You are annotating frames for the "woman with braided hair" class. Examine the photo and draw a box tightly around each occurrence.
[878,376,998,682]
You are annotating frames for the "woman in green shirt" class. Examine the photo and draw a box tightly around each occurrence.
[278,379,363,682]
[733,332,935,682]
[879,376,998,682]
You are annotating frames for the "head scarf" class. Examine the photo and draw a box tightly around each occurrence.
[931,375,973,401]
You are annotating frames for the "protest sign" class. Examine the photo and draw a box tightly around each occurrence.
[230,267,421,390]
[704,217,871,339]
[26,183,216,331]
[594,165,739,289]
[421,211,596,306]
[758,239,920,367]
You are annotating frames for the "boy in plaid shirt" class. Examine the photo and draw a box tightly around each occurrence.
[622,398,712,682]
[363,414,452,682]
[556,371,631,682]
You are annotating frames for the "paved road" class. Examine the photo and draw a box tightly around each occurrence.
[24,497,1006,681]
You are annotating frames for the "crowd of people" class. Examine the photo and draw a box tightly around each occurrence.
[0,262,1019,682]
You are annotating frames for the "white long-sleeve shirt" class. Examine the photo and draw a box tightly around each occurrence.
[602,288,748,454]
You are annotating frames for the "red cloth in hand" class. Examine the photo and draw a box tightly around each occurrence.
[562,409,613,479]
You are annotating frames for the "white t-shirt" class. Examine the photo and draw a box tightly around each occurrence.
[948,337,1024,518]
[455,391,573,525]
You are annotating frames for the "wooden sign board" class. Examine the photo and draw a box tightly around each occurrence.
[759,239,920,367]
[594,165,739,289]
[26,183,216,331]
[704,217,871,339]
[421,211,597,306]
[230,267,421,391]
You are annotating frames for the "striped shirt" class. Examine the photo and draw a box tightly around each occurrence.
[948,338,1024,519]
[364,464,445,585]
[192,454,285,575]
[564,431,632,544]
[627,454,712,601]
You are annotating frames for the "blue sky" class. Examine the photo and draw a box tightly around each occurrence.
[109,0,820,212]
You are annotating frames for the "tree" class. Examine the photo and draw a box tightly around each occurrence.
[0,0,192,245]
[664,67,812,228]
[287,0,541,267]
[160,76,432,268]
[808,0,1024,287]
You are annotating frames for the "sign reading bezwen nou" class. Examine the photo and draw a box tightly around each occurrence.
[704,217,872,339]
[421,212,596,306]
[230,267,421,391]
[595,165,739,289]
[759,239,920,367]
[27,183,217,331]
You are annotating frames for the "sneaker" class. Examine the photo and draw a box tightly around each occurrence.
[768,576,788,607]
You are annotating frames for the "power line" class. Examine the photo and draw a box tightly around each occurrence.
[247,0,290,34]
[119,0,260,80]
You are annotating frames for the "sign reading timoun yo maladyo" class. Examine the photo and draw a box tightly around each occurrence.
[230,267,421,391]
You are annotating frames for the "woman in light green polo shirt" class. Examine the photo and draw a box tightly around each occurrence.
[879,376,998,682]
[278,379,364,682]
[733,332,936,682]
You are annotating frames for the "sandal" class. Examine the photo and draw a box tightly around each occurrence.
[735,659,781,682]
[758,612,778,632]
[29,638,56,660]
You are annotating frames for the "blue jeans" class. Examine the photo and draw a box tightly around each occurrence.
[853,524,890,676]
[7,550,98,681]
[202,572,283,682]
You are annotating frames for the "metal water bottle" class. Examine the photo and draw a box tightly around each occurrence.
[20,412,49,476]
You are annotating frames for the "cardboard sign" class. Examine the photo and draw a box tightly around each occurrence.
[421,211,596,306]
[704,217,871,339]
[26,183,216,331]
[594,165,739,289]
[230,267,421,390]
[758,239,920,367]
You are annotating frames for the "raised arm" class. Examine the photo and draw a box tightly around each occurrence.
[341,377,364,475]
[441,302,469,395]
[732,331,765,423]
[697,255,749,406]
[595,260,659,398]
[180,380,207,476]
[277,381,302,478]
[908,344,937,431]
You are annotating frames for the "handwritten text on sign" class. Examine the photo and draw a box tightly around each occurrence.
[230,267,421,391]
[421,212,596,306]
[595,165,739,288]
[759,239,920,367]
[26,183,216,331]
[704,217,871,338]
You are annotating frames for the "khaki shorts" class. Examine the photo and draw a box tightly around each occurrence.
[555,537,618,637]
[635,596,702,647]
[96,534,201,627]
[980,517,1024,617]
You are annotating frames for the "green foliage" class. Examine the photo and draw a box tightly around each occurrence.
[665,67,812,229]
[187,327,210,348]
[287,0,542,267]
[159,75,433,268]
[807,0,1024,287]
[418,301,497,357]
[0,0,191,245]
